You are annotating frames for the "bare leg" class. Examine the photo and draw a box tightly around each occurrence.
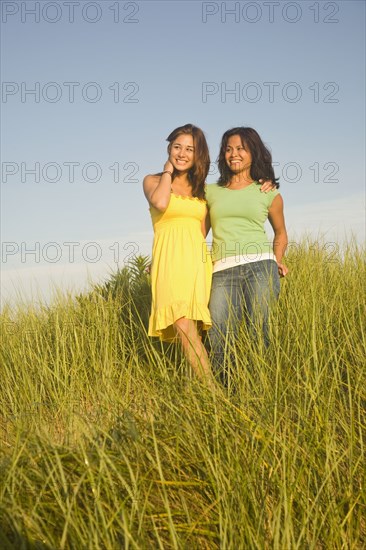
[173,318,216,390]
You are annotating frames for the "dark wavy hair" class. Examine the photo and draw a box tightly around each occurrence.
[165,124,210,199]
[217,127,279,188]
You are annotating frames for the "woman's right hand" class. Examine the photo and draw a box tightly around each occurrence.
[259,179,277,193]
[277,263,288,277]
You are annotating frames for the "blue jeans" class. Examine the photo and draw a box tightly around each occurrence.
[207,260,280,383]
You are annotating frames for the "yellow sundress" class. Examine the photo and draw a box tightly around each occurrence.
[148,193,212,342]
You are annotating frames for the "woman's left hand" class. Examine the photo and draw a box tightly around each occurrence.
[277,263,288,277]
[259,179,276,193]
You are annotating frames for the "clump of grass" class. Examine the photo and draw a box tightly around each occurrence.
[1,241,365,548]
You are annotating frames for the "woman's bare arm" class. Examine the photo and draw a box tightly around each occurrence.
[268,194,289,276]
[143,160,174,211]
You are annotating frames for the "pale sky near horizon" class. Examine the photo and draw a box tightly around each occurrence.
[1,0,365,307]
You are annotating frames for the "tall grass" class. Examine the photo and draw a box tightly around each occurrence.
[1,240,365,549]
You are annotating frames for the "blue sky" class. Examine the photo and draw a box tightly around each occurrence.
[1,0,365,306]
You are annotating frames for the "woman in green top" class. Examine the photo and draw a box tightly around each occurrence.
[205,127,288,384]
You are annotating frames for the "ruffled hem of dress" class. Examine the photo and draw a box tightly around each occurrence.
[170,192,206,203]
[148,301,212,342]
[149,193,206,212]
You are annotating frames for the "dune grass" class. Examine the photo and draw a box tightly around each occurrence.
[0,240,365,549]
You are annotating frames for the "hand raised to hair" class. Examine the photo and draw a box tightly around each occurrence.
[163,159,174,174]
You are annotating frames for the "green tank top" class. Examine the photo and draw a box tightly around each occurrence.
[205,182,279,263]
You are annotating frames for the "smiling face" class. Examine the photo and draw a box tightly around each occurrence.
[168,134,195,172]
[224,134,252,174]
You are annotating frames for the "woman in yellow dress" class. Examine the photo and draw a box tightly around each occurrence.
[143,124,215,387]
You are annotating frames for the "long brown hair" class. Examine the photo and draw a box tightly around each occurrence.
[217,127,279,188]
[166,124,210,199]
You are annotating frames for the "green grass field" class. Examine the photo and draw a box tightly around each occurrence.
[1,240,365,549]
